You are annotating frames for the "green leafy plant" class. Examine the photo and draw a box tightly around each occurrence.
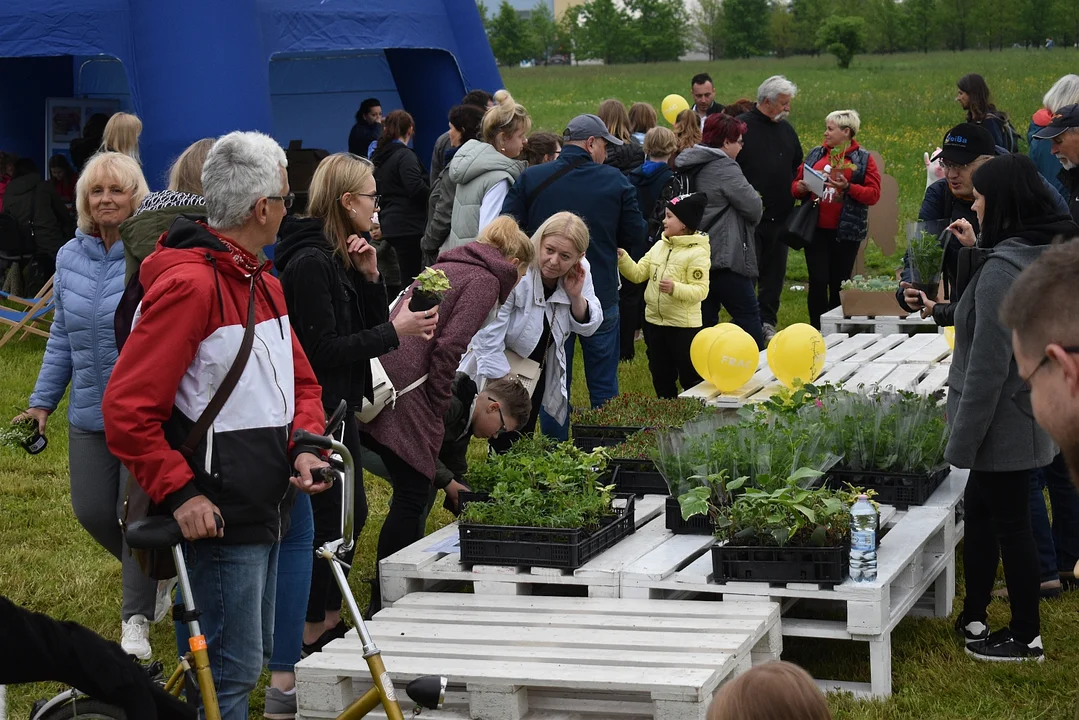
[572,394,709,428]
[680,467,875,548]
[607,429,659,460]
[0,419,35,450]
[414,268,452,295]
[841,275,897,292]
[907,231,945,290]
[458,439,617,530]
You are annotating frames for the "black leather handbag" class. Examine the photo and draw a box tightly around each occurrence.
[779,199,820,250]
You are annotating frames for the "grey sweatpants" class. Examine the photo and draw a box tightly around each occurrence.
[68,426,157,621]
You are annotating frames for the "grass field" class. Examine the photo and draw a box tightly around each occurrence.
[3,49,1079,719]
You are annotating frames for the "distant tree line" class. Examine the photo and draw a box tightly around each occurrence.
[478,0,1077,68]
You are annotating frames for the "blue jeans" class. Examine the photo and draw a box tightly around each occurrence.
[269,494,314,673]
[175,540,279,720]
[1030,453,1079,582]
[540,305,620,440]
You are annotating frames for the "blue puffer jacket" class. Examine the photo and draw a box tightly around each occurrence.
[29,230,125,432]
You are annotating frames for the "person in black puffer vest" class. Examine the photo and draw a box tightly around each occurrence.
[792,109,881,329]
[274,153,438,661]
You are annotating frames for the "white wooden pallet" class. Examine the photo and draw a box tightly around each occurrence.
[296,593,782,720]
[820,306,940,336]
[379,495,666,605]
[682,333,953,408]
[620,469,967,699]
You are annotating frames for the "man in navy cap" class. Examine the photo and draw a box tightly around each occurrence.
[502,114,646,440]
[1033,103,1079,222]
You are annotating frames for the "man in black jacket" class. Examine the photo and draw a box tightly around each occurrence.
[691,73,724,128]
[737,75,802,340]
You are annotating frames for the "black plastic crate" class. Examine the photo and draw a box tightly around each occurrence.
[459,494,636,569]
[610,458,668,496]
[571,424,644,451]
[664,496,716,535]
[712,541,849,586]
[824,465,950,509]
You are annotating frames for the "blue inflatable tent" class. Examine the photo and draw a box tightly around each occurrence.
[0,0,502,187]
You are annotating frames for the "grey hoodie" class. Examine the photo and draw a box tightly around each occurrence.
[945,239,1057,471]
[442,139,525,253]
[674,144,763,278]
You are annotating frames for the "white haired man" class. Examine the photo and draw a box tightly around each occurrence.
[735,75,803,341]
[103,131,330,720]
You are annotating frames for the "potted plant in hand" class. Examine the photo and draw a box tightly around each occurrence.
[1,417,47,455]
[906,225,946,302]
[409,268,452,312]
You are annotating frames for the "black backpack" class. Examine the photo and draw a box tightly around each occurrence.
[0,208,36,258]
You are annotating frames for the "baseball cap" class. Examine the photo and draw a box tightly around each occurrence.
[930,123,997,165]
[563,114,624,146]
[1033,103,1079,140]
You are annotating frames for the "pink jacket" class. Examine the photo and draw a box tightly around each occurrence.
[364,242,519,478]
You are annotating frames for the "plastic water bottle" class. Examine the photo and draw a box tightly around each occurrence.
[849,494,877,582]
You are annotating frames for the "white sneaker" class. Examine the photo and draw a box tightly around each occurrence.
[154,578,177,623]
[121,615,152,660]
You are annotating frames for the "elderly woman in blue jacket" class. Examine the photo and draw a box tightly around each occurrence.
[459,211,603,450]
[9,152,157,659]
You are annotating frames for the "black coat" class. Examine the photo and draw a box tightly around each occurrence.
[371,141,430,238]
[274,217,398,412]
[348,120,381,158]
[1060,166,1079,224]
[604,138,645,175]
[736,107,803,224]
[2,172,74,258]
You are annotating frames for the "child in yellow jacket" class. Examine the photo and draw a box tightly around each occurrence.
[618,192,711,398]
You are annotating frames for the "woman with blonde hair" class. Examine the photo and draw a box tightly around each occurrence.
[460,211,602,451]
[118,137,215,281]
[598,98,644,174]
[707,662,832,720]
[435,90,531,256]
[100,112,143,164]
[274,153,438,669]
[11,152,157,659]
[362,215,534,614]
[670,108,703,168]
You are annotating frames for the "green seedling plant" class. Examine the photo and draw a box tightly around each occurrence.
[572,394,709,428]
[907,231,945,289]
[414,267,452,295]
[459,439,617,530]
[607,429,659,461]
[841,275,898,292]
[0,419,35,450]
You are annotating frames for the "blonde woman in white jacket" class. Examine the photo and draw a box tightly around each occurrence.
[459,212,603,451]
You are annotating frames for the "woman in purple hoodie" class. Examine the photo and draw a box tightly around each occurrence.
[362,216,533,609]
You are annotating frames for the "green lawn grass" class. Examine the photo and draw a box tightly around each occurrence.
[4,48,1079,719]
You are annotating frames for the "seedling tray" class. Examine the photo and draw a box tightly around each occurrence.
[611,458,668,496]
[459,494,636,570]
[571,424,645,452]
[825,464,950,509]
[664,496,716,535]
[712,541,849,586]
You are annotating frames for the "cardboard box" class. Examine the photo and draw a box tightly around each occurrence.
[839,289,907,317]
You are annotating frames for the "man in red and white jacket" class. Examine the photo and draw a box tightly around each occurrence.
[103,131,328,720]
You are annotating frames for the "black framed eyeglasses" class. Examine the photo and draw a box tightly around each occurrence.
[264,193,295,209]
[1011,345,1079,418]
[355,192,381,207]
[492,405,508,439]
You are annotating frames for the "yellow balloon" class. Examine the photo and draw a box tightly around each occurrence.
[661,94,691,125]
[767,323,827,388]
[943,326,955,350]
[691,324,741,383]
[707,328,759,393]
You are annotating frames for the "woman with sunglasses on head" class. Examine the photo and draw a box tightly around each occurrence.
[919,153,1079,663]
[274,153,438,677]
